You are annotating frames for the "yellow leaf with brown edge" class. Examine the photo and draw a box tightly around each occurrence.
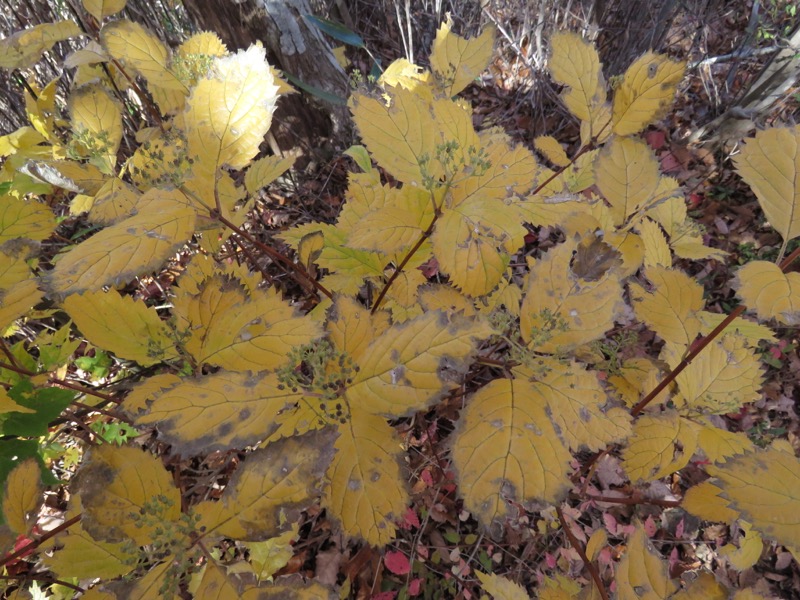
[46,190,197,297]
[63,288,178,366]
[69,84,122,174]
[720,521,763,571]
[429,16,495,97]
[549,32,606,125]
[350,86,441,185]
[735,260,800,325]
[0,196,56,245]
[707,447,800,549]
[101,20,185,91]
[128,371,304,455]
[346,310,492,417]
[451,377,572,534]
[622,411,696,482]
[517,360,631,452]
[245,154,296,195]
[195,430,335,541]
[674,334,763,416]
[181,45,280,171]
[327,295,390,360]
[323,411,407,546]
[173,274,322,372]
[691,419,754,463]
[75,444,181,545]
[43,518,135,580]
[0,249,43,329]
[612,51,685,136]
[0,21,81,69]
[241,578,335,599]
[594,137,660,225]
[615,523,678,600]
[629,265,703,346]
[2,459,41,536]
[82,0,126,21]
[88,178,139,225]
[733,126,800,248]
[105,559,171,600]
[193,561,241,600]
[476,571,530,600]
[520,241,623,353]
[534,135,570,167]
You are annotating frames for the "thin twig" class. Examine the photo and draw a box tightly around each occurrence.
[556,506,608,600]
[0,514,82,569]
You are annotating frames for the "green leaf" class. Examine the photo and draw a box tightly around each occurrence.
[303,14,364,48]
[0,380,74,438]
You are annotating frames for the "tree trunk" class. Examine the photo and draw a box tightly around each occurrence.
[180,0,351,157]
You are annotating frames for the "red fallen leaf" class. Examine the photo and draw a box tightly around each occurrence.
[420,469,434,487]
[408,578,423,596]
[644,514,657,536]
[384,550,411,575]
[372,592,397,600]
[398,507,420,530]
[645,130,666,150]
[659,152,681,173]
[419,258,439,278]
[687,193,703,209]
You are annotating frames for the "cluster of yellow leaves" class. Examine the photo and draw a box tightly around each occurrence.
[3,3,800,599]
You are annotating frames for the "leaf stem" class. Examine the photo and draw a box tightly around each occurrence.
[556,506,608,600]
[0,514,82,569]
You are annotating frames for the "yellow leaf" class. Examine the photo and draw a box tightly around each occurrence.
[117,560,172,600]
[451,378,573,533]
[733,126,800,247]
[629,266,703,346]
[88,178,140,225]
[327,295,390,359]
[475,571,530,600]
[101,20,185,90]
[0,388,35,415]
[19,159,106,194]
[612,51,685,136]
[585,529,608,561]
[350,86,440,185]
[244,525,299,582]
[539,575,582,600]
[346,310,491,417]
[245,154,296,195]
[0,126,46,157]
[129,371,303,454]
[476,277,520,317]
[194,560,241,600]
[735,260,800,325]
[0,196,56,245]
[324,412,407,546]
[127,129,191,191]
[2,459,41,536]
[518,360,631,452]
[0,249,43,329]
[181,45,280,171]
[693,420,754,463]
[69,83,123,173]
[315,224,386,293]
[418,283,477,316]
[669,572,727,600]
[637,217,672,268]
[47,189,197,296]
[178,31,227,58]
[82,0,126,21]
[173,275,322,371]
[720,521,763,571]
[195,431,335,541]
[697,311,776,345]
[608,358,667,408]
[594,137,660,225]
[0,21,81,69]
[348,185,433,255]
[382,268,426,322]
[682,481,738,523]
[520,241,623,353]
[379,58,431,91]
[63,288,178,366]
[451,129,539,208]
[429,16,495,97]
[534,135,570,167]
[432,199,523,296]
[674,334,763,416]
[75,444,181,544]
[43,520,135,580]
[622,411,696,481]
[549,32,606,125]
[240,579,334,599]
[615,523,677,600]
[707,447,800,549]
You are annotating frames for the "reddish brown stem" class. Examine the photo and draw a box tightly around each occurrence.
[556,506,609,600]
[583,493,681,507]
[0,514,81,569]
